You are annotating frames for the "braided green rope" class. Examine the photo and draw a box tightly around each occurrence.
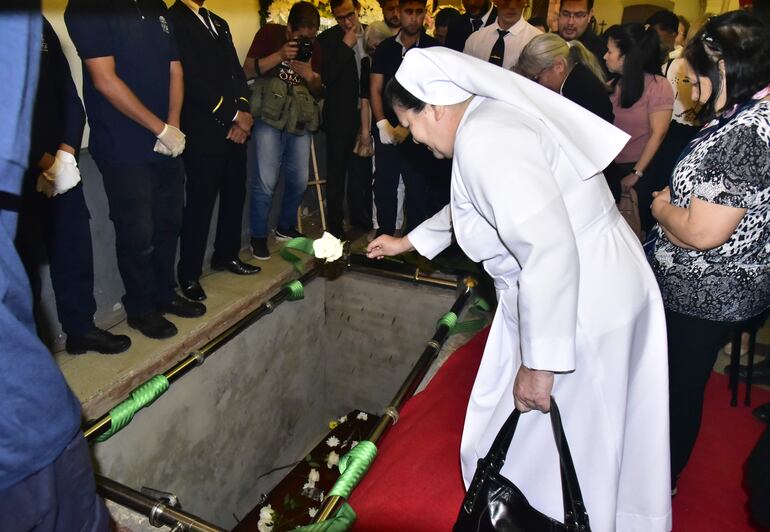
[284,280,305,301]
[293,442,377,531]
[95,375,169,442]
[437,311,458,331]
[328,441,378,499]
[280,237,316,273]
[293,502,357,531]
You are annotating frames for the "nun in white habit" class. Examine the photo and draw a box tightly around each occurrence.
[367,47,672,532]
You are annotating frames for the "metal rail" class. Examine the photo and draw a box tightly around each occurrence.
[96,475,225,532]
[84,268,320,441]
[313,276,477,523]
[347,252,460,290]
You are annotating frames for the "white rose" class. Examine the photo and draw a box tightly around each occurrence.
[312,232,344,262]
[257,504,275,532]
[308,468,320,484]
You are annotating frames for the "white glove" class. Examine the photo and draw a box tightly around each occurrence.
[392,125,410,144]
[38,150,81,197]
[154,123,186,157]
[376,119,399,145]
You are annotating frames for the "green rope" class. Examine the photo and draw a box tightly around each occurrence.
[284,280,305,301]
[293,502,356,531]
[280,237,316,273]
[294,442,376,531]
[437,311,458,331]
[95,375,169,442]
[329,441,378,499]
[437,298,494,336]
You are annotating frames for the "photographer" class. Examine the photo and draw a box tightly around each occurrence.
[243,1,323,260]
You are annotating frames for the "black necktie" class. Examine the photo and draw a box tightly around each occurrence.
[488,29,507,67]
[471,18,483,32]
[198,7,216,38]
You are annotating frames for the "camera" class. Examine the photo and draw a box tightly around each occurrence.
[294,38,313,62]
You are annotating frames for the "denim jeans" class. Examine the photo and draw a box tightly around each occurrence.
[249,119,310,238]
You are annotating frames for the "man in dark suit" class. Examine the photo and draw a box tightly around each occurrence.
[318,0,370,238]
[168,0,260,302]
[557,0,607,73]
[444,0,497,52]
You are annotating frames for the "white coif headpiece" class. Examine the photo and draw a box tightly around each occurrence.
[395,47,630,180]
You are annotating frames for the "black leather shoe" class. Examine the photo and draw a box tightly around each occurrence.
[127,312,178,339]
[159,294,206,318]
[211,258,261,275]
[180,279,206,301]
[65,328,132,355]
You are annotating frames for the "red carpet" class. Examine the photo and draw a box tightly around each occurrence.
[350,328,770,531]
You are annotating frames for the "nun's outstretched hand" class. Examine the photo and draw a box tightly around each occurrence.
[366,235,414,259]
[513,365,554,413]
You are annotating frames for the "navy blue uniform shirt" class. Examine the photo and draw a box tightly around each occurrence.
[371,31,436,127]
[65,0,180,164]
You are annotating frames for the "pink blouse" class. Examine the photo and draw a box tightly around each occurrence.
[610,73,674,164]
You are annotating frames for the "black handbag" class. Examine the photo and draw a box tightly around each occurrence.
[454,398,591,531]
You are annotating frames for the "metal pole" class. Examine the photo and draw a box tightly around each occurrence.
[347,253,460,290]
[84,268,320,442]
[96,475,225,532]
[313,277,477,523]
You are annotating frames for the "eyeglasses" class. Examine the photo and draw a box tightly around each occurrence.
[334,10,357,22]
[529,66,550,82]
[558,10,588,21]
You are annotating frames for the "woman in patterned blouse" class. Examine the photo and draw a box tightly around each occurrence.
[649,10,770,493]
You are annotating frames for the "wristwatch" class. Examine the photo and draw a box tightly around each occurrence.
[632,168,644,178]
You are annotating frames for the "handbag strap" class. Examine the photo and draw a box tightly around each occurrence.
[479,398,590,529]
[549,400,590,529]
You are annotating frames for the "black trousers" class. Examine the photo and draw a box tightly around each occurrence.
[177,143,246,282]
[347,153,373,231]
[666,308,732,486]
[373,128,435,236]
[325,125,358,236]
[15,175,96,336]
[97,158,183,316]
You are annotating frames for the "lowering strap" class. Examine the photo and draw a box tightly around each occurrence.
[280,237,316,273]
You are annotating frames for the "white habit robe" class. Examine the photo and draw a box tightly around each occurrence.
[402,50,672,532]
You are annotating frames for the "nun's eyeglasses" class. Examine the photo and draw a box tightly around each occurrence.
[529,66,549,82]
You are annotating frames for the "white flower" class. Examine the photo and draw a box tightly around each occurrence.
[326,436,340,448]
[308,507,318,518]
[308,468,320,484]
[356,412,368,421]
[312,232,344,262]
[351,440,359,449]
[326,451,340,469]
[302,481,315,491]
[338,415,348,423]
[257,504,275,532]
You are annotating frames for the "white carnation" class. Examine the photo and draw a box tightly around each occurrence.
[356,412,368,421]
[326,436,340,448]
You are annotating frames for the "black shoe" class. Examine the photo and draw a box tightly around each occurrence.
[159,294,206,318]
[127,312,177,339]
[753,402,770,423]
[274,226,305,241]
[251,237,270,261]
[65,328,132,355]
[180,279,206,301]
[726,357,770,383]
[211,258,261,275]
